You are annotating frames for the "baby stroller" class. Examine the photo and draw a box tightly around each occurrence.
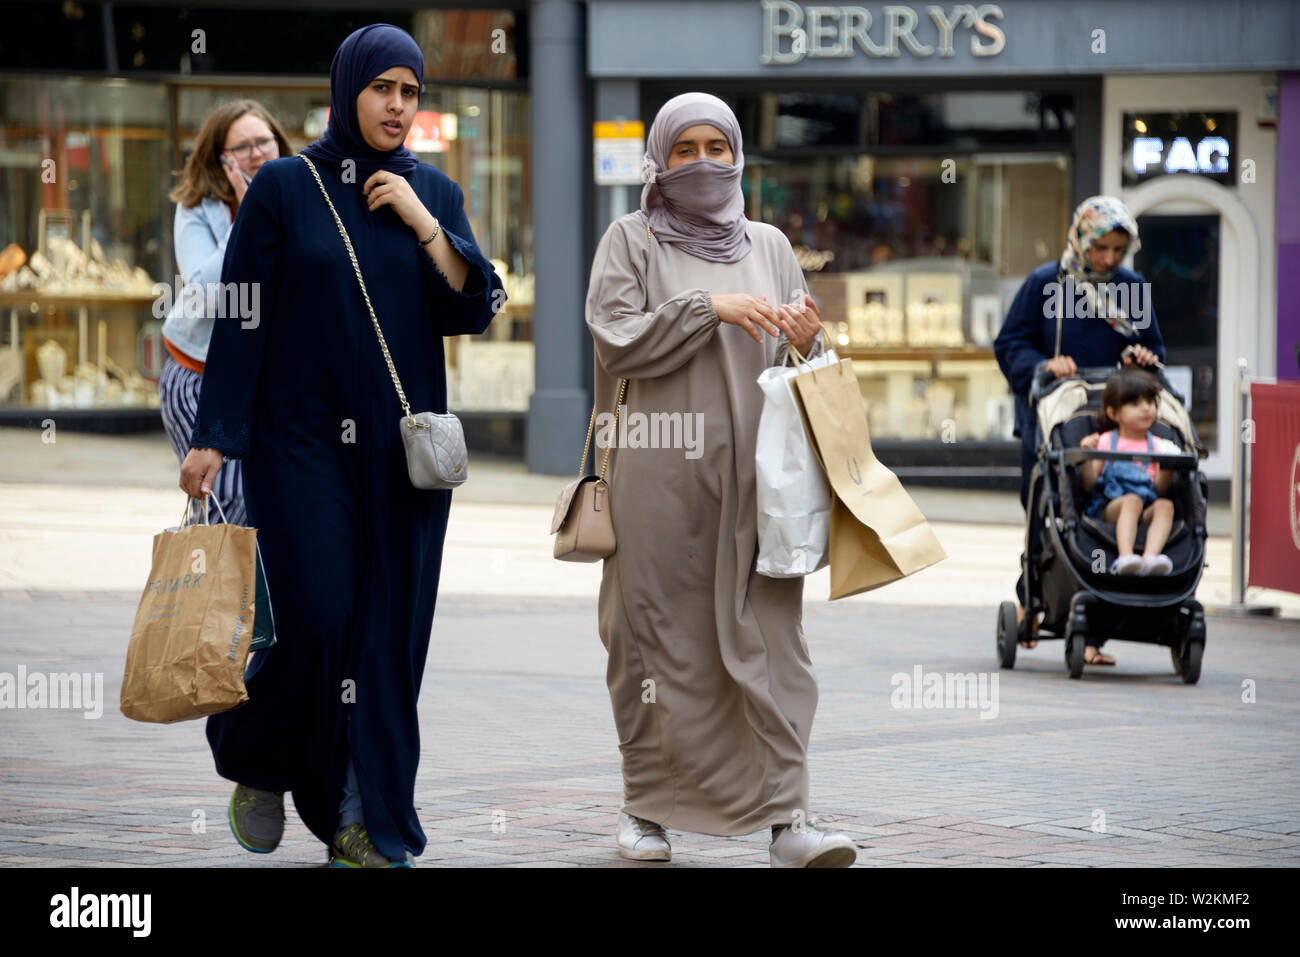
[995,359,1210,682]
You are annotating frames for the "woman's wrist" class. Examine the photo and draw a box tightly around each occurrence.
[412,210,437,241]
[417,218,441,248]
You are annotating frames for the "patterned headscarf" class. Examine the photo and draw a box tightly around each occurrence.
[639,92,751,264]
[1058,195,1142,337]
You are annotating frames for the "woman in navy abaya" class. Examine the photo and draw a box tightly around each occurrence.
[179,24,502,867]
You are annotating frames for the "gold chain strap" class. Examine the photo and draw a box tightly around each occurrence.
[300,155,418,425]
[578,377,627,479]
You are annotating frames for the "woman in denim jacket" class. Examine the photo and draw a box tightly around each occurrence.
[159,100,292,525]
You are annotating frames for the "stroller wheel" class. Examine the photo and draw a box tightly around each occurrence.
[1180,639,1204,684]
[1175,604,1207,684]
[1064,597,1089,679]
[1065,635,1086,679]
[997,601,1018,669]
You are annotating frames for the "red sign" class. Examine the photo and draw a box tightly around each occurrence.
[406,111,446,152]
[1248,381,1300,594]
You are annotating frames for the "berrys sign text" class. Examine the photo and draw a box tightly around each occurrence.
[761,1,1006,64]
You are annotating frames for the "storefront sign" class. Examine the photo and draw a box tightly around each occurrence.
[1122,112,1237,187]
[761,1,1005,65]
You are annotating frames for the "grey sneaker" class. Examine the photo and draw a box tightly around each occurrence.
[329,823,411,868]
[228,784,285,853]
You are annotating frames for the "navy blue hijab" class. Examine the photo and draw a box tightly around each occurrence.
[300,24,425,178]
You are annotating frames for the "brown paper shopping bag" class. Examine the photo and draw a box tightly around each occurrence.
[791,357,947,599]
[120,502,258,723]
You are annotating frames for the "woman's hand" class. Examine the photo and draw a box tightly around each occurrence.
[1079,432,1100,449]
[180,448,225,499]
[1046,355,1078,378]
[221,156,249,207]
[362,170,431,232]
[777,294,823,355]
[1123,344,1160,367]
[711,293,781,344]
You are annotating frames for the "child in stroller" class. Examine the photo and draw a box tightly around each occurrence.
[1079,367,1182,579]
[994,359,1209,681]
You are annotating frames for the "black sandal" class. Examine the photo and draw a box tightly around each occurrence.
[1016,605,1038,648]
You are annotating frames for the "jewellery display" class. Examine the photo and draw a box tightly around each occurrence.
[0,237,156,297]
[1,226,164,411]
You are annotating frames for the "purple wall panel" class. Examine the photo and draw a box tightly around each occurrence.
[1278,73,1300,379]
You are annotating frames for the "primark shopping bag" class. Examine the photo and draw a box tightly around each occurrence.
[120,497,259,723]
[755,348,839,577]
[790,357,947,598]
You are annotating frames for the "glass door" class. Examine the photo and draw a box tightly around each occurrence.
[1133,214,1220,451]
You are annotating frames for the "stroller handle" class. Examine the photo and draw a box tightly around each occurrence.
[1031,359,1187,407]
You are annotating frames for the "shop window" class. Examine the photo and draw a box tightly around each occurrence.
[4,5,524,82]
[0,76,170,410]
[416,87,533,412]
[0,70,531,414]
[723,89,1075,151]
[741,148,1071,441]
[876,91,1074,148]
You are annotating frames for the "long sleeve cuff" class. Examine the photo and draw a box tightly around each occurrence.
[420,226,492,301]
[778,328,826,367]
[190,419,250,458]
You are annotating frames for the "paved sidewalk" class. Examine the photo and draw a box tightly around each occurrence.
[1,592,1297,868]
[1,480,1295,614]
[2,425,1297,867]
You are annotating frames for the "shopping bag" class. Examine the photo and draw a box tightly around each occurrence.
[790,357,947,598]
[120,497,259,723]
[755,348,839,577]
[187,496,275,650]
[250,548,276,652]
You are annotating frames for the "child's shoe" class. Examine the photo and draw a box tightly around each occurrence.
[1109,554,1143,575]
[1140,554,1174,576]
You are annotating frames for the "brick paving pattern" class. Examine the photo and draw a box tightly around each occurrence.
[2,592,1296,867]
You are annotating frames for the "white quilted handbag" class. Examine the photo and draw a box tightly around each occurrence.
[302,155,467,490]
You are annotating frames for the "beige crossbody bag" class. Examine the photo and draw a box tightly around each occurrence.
[551,377,627,561]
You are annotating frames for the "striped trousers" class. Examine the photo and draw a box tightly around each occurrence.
[158,355,247,527]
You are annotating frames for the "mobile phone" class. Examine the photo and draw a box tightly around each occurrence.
[221,155,252,184]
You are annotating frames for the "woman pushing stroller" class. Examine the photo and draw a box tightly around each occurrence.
[994,195,1166,660]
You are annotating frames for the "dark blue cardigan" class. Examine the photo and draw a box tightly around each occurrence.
[994,261,1165,444]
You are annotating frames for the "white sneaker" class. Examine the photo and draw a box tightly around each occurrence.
[1139,554,1174,576]
[1109,554,1144,575]
[617,811,670,862]
[769,822,857,868]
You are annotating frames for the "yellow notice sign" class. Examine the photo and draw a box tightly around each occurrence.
[593,121,645,139]
[594,121,646,186]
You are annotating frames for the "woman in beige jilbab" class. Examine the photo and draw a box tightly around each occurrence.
[584,92,857,868]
